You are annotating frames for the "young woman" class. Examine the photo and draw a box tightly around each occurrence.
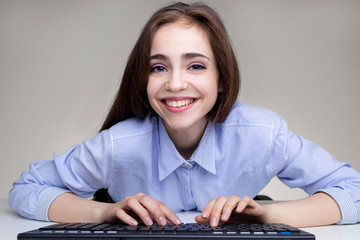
[9,2,360,228]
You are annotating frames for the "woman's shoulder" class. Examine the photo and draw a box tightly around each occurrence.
[107,114,158,140]
[223,101,283,127]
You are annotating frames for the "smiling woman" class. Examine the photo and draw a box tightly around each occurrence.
[7,1,360,230]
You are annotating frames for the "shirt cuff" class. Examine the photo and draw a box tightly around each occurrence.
[316,187,358,224]
[35,187,70,221]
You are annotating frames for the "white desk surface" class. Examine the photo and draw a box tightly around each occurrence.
[1,199,359,239]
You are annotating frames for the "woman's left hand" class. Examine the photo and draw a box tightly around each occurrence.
[195,196,266,227]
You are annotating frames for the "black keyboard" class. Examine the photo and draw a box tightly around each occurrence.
[18,222,315,239]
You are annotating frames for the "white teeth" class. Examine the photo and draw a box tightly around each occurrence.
[165,99,194,108]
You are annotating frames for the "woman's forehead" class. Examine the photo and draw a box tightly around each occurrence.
[150,21,213,59]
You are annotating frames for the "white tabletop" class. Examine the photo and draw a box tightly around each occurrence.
[1,199,359,239]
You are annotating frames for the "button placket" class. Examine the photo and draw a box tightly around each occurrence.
[179,163,196,210]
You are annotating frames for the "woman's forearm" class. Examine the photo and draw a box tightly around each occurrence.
[263,192,341,227]
[48,192,181,226]
[48,192,111,223]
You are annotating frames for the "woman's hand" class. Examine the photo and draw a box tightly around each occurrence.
[195,196,266,226]
[102,192,181,226]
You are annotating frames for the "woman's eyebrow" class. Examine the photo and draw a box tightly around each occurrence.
[183,52,210,61]
[150,52,210,61]
[150,54,168,60]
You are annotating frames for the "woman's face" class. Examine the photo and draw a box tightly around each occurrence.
[147,21,219,135]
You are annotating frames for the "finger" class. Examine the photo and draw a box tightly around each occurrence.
[236,196,262,215]
[201,198,216,219]
[195,214,209,224]
[235,196,252,213]
[137,195,168,226]
[157,201,181,225]
[220,195,241,222]
[125,196,154,226]
[241,197,263,216]
[209,196,228,227]
[114,208,139,226]
[133,192,146,198]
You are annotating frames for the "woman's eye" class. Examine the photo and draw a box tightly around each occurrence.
[150,65,167,73]
[189,64,206,71]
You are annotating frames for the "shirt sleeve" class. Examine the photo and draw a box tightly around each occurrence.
[8,129,113,221]
[266,117,360,224]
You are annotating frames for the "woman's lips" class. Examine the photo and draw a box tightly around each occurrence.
[161,97,197,112]
[165,99,194,107]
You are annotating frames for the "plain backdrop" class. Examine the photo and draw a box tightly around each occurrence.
[1,0,359,201]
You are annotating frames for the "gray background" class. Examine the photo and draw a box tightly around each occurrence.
[1,0,359,200]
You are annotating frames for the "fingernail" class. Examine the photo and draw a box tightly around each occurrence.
[201,210,209,218]
[236,202,245,212]
[174,217,181,225]
[159,216,167,226]
[221,212,228,221]
[145,216,153,225]
[130,219,138,226]
[210,217,217,227]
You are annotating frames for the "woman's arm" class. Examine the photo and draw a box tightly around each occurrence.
[48,192,181,226]
[48,193,110,223]
[195,192,341,227]
[263,192,341,227]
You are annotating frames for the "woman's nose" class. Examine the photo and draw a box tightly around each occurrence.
[166,71,188,92]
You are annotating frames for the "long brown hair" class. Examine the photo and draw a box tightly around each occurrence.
[94,2,240,202]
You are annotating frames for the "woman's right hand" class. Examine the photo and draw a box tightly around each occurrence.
[101,192,181,226]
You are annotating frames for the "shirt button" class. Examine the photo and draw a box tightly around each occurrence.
[184,185,188,189]
[187,200,192,204]
[182,163,192,169]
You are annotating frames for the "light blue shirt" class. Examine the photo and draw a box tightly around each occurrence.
[9,102,360,224]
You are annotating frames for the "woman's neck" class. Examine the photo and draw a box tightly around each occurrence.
[164,118,208,160]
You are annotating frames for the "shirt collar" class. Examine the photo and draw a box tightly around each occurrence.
[158,119,216,181]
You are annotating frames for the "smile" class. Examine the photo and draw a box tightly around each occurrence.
[160,97,197,113]
[165,99,194,108]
